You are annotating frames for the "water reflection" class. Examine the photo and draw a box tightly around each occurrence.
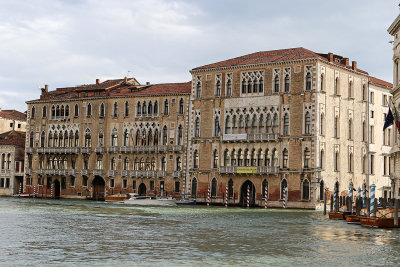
[1,198,400,266]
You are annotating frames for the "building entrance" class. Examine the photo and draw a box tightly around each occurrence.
[54,179,61,199]
[138,183,147,196]
[240,180,256,207]
[92,176,105,201]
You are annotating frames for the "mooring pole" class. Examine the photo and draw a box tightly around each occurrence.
[323,188,327,215]
[330,195,334,212]
[395,199,399,227]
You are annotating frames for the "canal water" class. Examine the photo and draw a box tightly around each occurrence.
[0,198,399,266]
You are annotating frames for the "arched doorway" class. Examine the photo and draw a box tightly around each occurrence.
[54,179,61,199]
[92,176,105,201]
[138,183,147,196]
[240,180,256,207]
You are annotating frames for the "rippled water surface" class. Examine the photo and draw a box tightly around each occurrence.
[1,197,400,266]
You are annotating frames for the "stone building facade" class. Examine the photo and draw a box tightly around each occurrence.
[0,109,26,133]
[388,13,400,199]
[25,78,191,199]
[187,48,392,208]
[0,131,25,196]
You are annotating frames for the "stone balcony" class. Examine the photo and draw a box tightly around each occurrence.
[119,145,168,153]
[173,145,184,152]
[81,169,89,176]
[37,147,80,154]
[106,146,119,153]
[26,147,34,154]
[121,170,129,177]
[44,169,68,176]
[172,171,182,178]
[95,147,105,154]
[130,170,157,178]
[157,170,167,178]
[107,170,116,177]
[221,133,279,143]
[25,169,32,175]
[93,169,103,176]
[81,147,91,154]
[219,166,279,174]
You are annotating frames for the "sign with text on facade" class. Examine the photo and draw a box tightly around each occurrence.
[237,167,257,174]
[222,134,247,141]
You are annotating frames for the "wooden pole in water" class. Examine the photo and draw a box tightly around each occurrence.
[330,195,334,212]
[373,199,378,217]
[323,188,327,215]
[394,199,399,227]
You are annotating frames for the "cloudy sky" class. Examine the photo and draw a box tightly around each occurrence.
[0,0,398,111]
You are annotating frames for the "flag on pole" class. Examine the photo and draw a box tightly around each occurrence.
[383,106,394,131]
[393,104,400,134]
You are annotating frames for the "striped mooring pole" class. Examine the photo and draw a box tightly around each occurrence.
[37,184,39,197]
[349,183,353,202]
[283,187,287,209]
[225,185,228,207]
[33,184,36,198]
[51,184,54,199]
[333,189,337,211]
[18,183,22,194]
[370,184,376,216]
[358,187,361,200]
[247,185,250,208]
[362,183,366,205]
[207,184,210,206]
[264,186,268,209]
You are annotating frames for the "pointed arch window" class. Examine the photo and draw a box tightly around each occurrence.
[283,113,289,136]
[123,129,129,146]
[113,102,118,117]
[196,80,202,98]
[111,128,118,147]
[137,102,141,116]
[195,117,200,137]
[334,77,340,95]
[304,147,311,168]
[164,99,169,115]
[98,131,104,147]
[87,103,92,117]
[177,125,183,145]
[40,131,45,147]
[231,149,236,166]
[348,119,353,140]
[99,103,105,118]
[215,79,221,97]
[282,148,288,168]
[272,148,277,167]
[348,81,353,98]
[306,72,312,90]
[110,157,116,170]
[42,106,47,118]
[320,113,325,135]
[74,104,79,117]
[125,101,129,117]
[242,79,247,94]
[148,101,153,116]
[142,101,147,115]
[161,156,166,171]
[176,156,182,171]
[84,129,91,147]
[258,114,264,133]
[247,79,252,93]
[162,126,168,145]
[320,74,324,91]
[179,98,184,114]
[31,106,36,119]
[305,112,311,134]
[223,149,230,166]
[334,151,340,172]
[349,153,354,172]
[284,74,290,92]
[226,79,232,96]
[214,116,220,136]
[29,132,34,147]
[123,157,129,171]
[51,105,56,119]
[154,101,158,115]
[274,75,280,93]
[213,149,218,168]
[193,150,199,169]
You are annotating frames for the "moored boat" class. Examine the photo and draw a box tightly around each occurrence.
[345,215,361,224]
[123,195,177,206]
[176,199,196,205]
[105,194,129,202]
[329,211,352,220]
[360,217,396,228]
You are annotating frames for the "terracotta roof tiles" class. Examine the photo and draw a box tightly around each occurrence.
[0,110,26,121]
[370,77,393,88]
[0,131,25,148]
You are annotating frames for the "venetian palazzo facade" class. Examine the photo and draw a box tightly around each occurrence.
[25,78,191,199]
[187,48,392,208]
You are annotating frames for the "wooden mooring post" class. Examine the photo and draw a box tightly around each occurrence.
[395,199,399,227]
[330,195,334,212]
[323,189,327,215]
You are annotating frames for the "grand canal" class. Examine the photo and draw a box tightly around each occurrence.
[0,197,399,266]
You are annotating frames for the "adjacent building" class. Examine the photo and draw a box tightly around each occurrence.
[0,131,25,196]
[25,78,191,199]
[0,109,26,133]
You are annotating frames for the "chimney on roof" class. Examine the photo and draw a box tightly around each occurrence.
[328,53,334,62]
[41,84,48,96]
[146,82,150,85]
[124,77,128,83]
[344,58,349,66]
[352,61,357,70]
[96,79,100,85]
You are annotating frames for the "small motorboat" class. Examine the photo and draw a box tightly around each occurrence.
[360,217,396,228]
[328,211,351,220]
[123,194,176,207]
[176,199,196,205]
[345,215,361,224]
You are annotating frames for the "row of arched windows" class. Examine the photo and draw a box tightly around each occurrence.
[224,113,280,134]
[222,148,285,168]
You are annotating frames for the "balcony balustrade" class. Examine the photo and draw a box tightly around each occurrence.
[26,147,34,154]
[0,169,11,175]
[130,170,157,178]
[221,133,279,143]
[106,146,119,153]
[107,170,116,177]
[219,166,279,174]
[37,147,80,154]
[68,169,76,176]
[95,147,105,154]
[157,170,167,178]
[81,169,89,176]
[93,169,103,176]
[121,170,129,177]
[25,169,32,175]
[173,145,184,152]
[81,147,91,154]
[172,171,181,178]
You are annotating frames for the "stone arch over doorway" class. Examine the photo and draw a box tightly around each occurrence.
[240,180,256,207]
[92,176,105,201]
[138,183,147,196]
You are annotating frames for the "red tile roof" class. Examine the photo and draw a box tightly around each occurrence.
[192,47,327,70]
[0,131,25,148]
[111,82,191,96]
[191,47,369,75]
[0,110,26,121]
[370,77,393,88]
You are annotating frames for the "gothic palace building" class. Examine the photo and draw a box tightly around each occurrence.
[25,47,392,208]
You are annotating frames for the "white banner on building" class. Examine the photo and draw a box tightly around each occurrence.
[222,134,247,141]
